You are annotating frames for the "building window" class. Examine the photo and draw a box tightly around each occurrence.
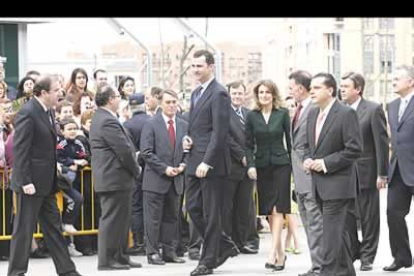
[379,18,395,30]
[364,36,374,51]
[381,61,393,74]
[363,18,374,30]
[364,52,374,74]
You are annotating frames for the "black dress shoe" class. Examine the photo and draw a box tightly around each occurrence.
[82,248,94,256]
[59,270,83,276]
[188,251,201,260]
[30,249,49,259]
[98,262,130,270]
[215,246,239,268]
[383,261,412,271]
[239,245,258,254]
[298,270,319,276]
[126,245,146,256]
[122,259,142,268]
[163,255,186,263]
[360,262,373,271]
[274,255,287,271]
[147,253,165,265]
[190,264,213,276]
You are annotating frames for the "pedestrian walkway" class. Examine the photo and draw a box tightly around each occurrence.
[2,189,414,275]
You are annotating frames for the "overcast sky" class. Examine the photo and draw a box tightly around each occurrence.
[27,18,278,61]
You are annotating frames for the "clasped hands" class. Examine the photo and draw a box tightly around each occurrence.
[303,158,325,173]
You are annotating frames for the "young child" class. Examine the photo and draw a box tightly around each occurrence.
[57,118,89,256]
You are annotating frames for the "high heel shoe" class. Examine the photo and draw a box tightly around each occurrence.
[265,257,277,270]
[274,255,287,271]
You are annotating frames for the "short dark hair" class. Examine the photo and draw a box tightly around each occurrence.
[33,74,58,97]
[289,70,312,92]
[95,85,116,107]
[93,69,107,80]
[56,100,73,114]
[227,81,246,93]
[341,71,365,96]
[59,118,78,131]
[149,86,163,99]
[193,50,215,65]
[313,72,337,97]
[160,89,178,100]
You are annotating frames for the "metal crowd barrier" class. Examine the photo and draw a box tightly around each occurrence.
[0,168,99,241]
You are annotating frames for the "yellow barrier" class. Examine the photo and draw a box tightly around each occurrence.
[0,168,99,241]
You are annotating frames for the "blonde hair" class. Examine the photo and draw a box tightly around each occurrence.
[252,79,283,111]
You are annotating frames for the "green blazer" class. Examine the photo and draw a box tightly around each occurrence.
[245,108,292,168]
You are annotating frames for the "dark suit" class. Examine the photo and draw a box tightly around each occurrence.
[186,78,232,269]
[305,100,362,276]
[90,107,140,268]
[245,108,292,215]
[387,95,414,266]
[225,106,258,249]
[124,111,151,239]
[8,98,76,276]
[352,98,389,264]
[140,113,188,257]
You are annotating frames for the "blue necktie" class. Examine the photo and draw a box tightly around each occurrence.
[193,86,203,106]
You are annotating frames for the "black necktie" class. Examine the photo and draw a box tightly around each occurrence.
[46,109,53,125]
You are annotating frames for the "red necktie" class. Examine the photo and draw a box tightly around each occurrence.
[292,103,303,129]
[168,119,176,149]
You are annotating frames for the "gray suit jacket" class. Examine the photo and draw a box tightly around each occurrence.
[291,101,314,194]
[388,96,414,186]
[140,113,188,195]
[355,98,389,189]
[305,100,362,200]
[187,79,231,177]
[90,108,140,192]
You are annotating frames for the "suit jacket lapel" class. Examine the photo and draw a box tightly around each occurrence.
[316,100,339,151]
[189,81,215,128]
[155,114,174,152]
[33,99,56,136]
[356,98,367,122]
[398,97,414,129]
[308,109,318,155]
[293,102,312,134]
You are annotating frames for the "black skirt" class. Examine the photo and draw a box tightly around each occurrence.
[256,164,291,215]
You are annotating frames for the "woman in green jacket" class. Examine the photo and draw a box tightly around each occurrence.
[246,79,291,271]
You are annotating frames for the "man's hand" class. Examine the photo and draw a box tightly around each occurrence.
[22,183,36,195]
[182,136,193,151]
[241,156,247,167]
[176,164,186,174]
[166,166,178,177]
[247,167,257,180]
[303,158,314,174]
[57,163,62,174]
[196,162,210,178]
[69,164,78,171]
[377,177,388,190]
[310,159,325,172]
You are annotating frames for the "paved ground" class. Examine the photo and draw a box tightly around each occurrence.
[2,189,414,275]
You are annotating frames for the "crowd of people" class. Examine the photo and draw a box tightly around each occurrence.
[1,50,414,276]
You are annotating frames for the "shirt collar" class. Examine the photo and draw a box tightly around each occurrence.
[300,97,311,109]
[34,96,48,112]
[101,107,118,118]
[320,98,336,115]
[349,96,362,111]
[162,112,175,126]
[401,90,414,104]
[200,76,215,91]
